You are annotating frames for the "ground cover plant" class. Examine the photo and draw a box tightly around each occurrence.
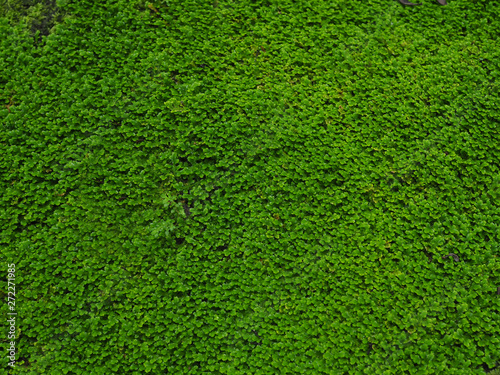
[1,0,500,373]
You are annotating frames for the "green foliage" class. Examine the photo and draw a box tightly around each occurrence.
[1,0,500,373]
[0,0,71,44]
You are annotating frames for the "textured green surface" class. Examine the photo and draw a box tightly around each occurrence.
[1,0,500,373]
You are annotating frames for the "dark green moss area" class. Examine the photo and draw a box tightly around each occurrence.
[0,0,69,43]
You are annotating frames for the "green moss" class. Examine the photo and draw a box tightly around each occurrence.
[0,0,70,43]
[487,367,500,375]
[1,0,500,373]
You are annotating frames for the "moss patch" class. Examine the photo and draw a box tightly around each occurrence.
[0,0,70,44]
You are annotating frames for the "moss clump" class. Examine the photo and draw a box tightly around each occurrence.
[0,0,70,43]
[487,366,500,375]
